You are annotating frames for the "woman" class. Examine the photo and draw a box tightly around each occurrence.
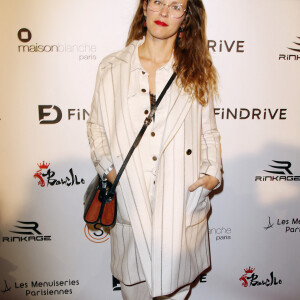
[87,0,222,299]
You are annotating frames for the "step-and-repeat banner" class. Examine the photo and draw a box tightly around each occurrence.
[0,0,299,299]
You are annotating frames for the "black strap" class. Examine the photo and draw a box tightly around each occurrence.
[109,72,176,194]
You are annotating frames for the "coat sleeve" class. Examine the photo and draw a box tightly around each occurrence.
[87,65,113,179]
[199,99,222,189]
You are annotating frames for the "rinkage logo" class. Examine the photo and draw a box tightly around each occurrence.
[34,161,85,187]
[279,36,300,61]
[263,161,292,175]
[255,161,300,182]
[38,105,89,124]
[2,221,51,243]
[17,28,97,61]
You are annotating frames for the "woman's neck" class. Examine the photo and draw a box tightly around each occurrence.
[138,33,175,67]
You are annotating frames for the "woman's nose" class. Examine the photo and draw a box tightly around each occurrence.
[159,4,169,17]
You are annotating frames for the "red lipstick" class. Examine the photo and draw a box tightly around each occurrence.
[154,20,168,27]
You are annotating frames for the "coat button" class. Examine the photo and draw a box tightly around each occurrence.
[152,156,157,161]
[151,132,155,137]
[144,109,149,115]
[141,88,146,93]
[142,71,145,75]
[186,149,192,155]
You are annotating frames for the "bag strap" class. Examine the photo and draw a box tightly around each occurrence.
[109,72,176,194]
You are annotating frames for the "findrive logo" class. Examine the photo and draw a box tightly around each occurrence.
[2,221,51,242]
[255,161,300,182]
[279,36,300,61]
[208,40,245,53]
[38,105,89,124]
[17,28,97,61]
[214,108,287,120]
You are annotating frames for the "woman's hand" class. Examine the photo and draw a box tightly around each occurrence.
[106,168,117,184]
[189,175,219,192]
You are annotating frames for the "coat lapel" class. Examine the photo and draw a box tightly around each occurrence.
[101,41,153,288]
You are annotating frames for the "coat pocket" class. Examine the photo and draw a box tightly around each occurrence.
[186,187,211,227]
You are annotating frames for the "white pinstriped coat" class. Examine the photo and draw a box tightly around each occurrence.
[87,40,222,297]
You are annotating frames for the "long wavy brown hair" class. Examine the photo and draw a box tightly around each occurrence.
[126,0,218,105]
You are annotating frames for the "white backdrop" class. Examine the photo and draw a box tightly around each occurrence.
[0,0,300,299]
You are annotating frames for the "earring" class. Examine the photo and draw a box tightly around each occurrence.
[178,27,184,39]
[143,17,147,28]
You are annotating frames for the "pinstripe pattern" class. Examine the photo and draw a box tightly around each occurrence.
[87,40,222,297]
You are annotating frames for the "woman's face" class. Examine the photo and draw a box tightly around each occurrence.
[143,0,188,41]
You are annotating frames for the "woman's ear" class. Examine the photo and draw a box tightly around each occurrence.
[143,0,147,17]
[181,11,190,30]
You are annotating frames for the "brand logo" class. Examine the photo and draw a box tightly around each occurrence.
[214,108,287,120]
[17,28,97,61]
[34,161,85,187]
[279,36,300,61]
[38,105,62,124]
[38,105,89,124]
[263,161,292,175]
[239,267,282,287]
[264,216,300,233]
[1,279,79,297]
[208,40,245,53]
[17,28,32,43]
[84,224,109,243]
[287,36,300,52]
[264,217,274,230]
[1,280,11,294]
[255,161,300,182]
[2,221,51,243]
[209,226,232,241]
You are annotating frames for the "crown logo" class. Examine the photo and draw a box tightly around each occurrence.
[244,267,255,274]
[37,161,50,169]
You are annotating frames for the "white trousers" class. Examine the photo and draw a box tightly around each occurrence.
[120,281,190,300]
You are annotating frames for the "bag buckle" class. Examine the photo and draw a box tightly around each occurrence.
[144,116,152,126]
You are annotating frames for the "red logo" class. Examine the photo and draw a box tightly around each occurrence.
[33,161,50,187]
[239,267,255,287]
[33,161,85,187]
[239,266,282,287]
